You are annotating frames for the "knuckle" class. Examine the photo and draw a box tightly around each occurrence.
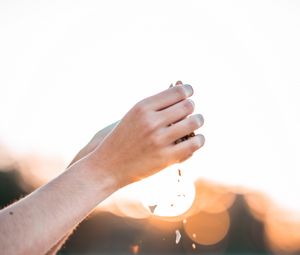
[149,133,163,148]
[141,115,160,133]
[134,100,147,115]
[141,115,153,130]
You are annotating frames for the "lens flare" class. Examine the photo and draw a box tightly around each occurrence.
[192,180,236,214]
[104,166,196,219]
[99,187,151,219]
[183,210,230,246]
[130,244,140,254]
[140,166,196,218]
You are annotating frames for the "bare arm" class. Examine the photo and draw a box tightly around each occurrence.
[0,84,204,255]
[0,152,118,254]
[46,121,119,254]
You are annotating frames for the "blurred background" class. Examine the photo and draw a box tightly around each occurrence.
[1,0,300,254]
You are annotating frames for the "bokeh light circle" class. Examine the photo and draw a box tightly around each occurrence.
[184,210,230,246]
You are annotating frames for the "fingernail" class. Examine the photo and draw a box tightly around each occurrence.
[196,114,204,126]
[187,99,195,109]
[184,84,193,96]
[197,134,205,147]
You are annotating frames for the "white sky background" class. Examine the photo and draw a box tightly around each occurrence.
[0,0,300,210]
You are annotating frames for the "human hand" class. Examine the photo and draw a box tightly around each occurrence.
[89,84,205,187]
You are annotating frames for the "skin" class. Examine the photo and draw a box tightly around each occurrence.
[46,121,120,255]
[0,83,205,255]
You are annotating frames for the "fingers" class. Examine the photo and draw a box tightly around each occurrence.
[159,98,195,126]
[145,84,194,111]
[169,80,183,88]
[164,114,204,143]
[171,134,205,163]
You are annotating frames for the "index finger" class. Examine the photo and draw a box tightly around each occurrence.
[146,84,194,111]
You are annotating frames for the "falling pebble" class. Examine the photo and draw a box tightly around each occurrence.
[178,169,182,176]
[192,243,196,249]
[148,205,157,214]
[175,230,181,244]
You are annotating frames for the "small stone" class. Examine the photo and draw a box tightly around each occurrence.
[148,205,157,214]
[175,230,181,244]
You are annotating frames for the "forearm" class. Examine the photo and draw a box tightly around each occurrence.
[0,155,119,255]
[44,121,120,255]
[0,83,204,254]
[45,232,72,255]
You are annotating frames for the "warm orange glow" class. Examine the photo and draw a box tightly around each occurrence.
[115,198,151,219]
[17,153,65,188]
[183,210,230,246]
[103,166,196,219]
[191,180,236,214]
[148,217,181,232]
[244,192,271,221]
[265,209,300,253]
[99,193,151,219]
[245,191,300,253]
[130,244,140,254]
[140,167,196,218]
[8,148,300,255]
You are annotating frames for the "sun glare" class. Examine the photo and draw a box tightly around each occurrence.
[101,165,196,219]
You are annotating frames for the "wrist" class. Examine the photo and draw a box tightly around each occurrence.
[88,148,130,190]
[83,152,124,193]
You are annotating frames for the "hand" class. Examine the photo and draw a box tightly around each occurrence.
[89,84,205,187]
